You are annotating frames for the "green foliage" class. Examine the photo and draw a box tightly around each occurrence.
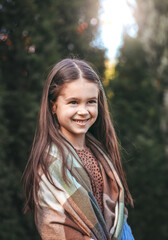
[0,162,40,239]
[0,0,105,238]
[134,0,168,88]
[107,36,167,240]
[104,1,168,238]
[133,0,168,155]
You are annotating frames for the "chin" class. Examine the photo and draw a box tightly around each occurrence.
[74,129,88,135]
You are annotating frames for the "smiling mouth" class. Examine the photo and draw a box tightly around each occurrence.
[73,119,89,125]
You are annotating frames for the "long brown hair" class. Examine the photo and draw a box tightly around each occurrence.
[23,58,133,212]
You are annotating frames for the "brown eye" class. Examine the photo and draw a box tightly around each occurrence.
[69,101,77,104]
[88,100,97,104]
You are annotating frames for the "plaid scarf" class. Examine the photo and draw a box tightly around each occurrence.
[36,134,126,240]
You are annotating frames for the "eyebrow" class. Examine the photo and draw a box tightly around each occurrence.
[65,97,98,101]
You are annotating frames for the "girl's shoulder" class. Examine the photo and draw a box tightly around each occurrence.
[48,143,60,159]
[86,133,106,154]
[38,144,60,177]
[86,132,102,147]
[46,143,63,168]
[45,142,81,173]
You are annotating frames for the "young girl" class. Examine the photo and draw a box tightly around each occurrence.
[24,58,134,240]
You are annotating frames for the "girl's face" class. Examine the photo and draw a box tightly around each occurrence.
[52,78,99,145]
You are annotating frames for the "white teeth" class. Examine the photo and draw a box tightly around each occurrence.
[74,120,88,123]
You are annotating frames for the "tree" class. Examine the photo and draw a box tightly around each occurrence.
[133,0,168,156]
[106,35,167,240]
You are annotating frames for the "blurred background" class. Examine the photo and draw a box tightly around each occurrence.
[0,0,167,239]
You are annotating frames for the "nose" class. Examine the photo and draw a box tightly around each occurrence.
[77,105,89,115]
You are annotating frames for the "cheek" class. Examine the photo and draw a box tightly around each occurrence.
[65,106,77,115]
[91,106,98,119]
[57,106,75,119]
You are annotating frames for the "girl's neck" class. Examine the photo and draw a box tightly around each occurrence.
[60,130,87,150]
[74,144,87,150]
[70,135,87,150]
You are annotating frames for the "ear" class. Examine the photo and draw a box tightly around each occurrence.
[50,100,57,114]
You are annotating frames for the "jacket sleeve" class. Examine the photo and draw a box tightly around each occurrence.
[36,206,92,240]
[35,174,94,240]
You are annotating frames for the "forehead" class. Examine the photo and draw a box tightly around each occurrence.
[59,78,99,97]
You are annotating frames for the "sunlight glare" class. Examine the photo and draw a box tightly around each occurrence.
[100,0,137,60]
